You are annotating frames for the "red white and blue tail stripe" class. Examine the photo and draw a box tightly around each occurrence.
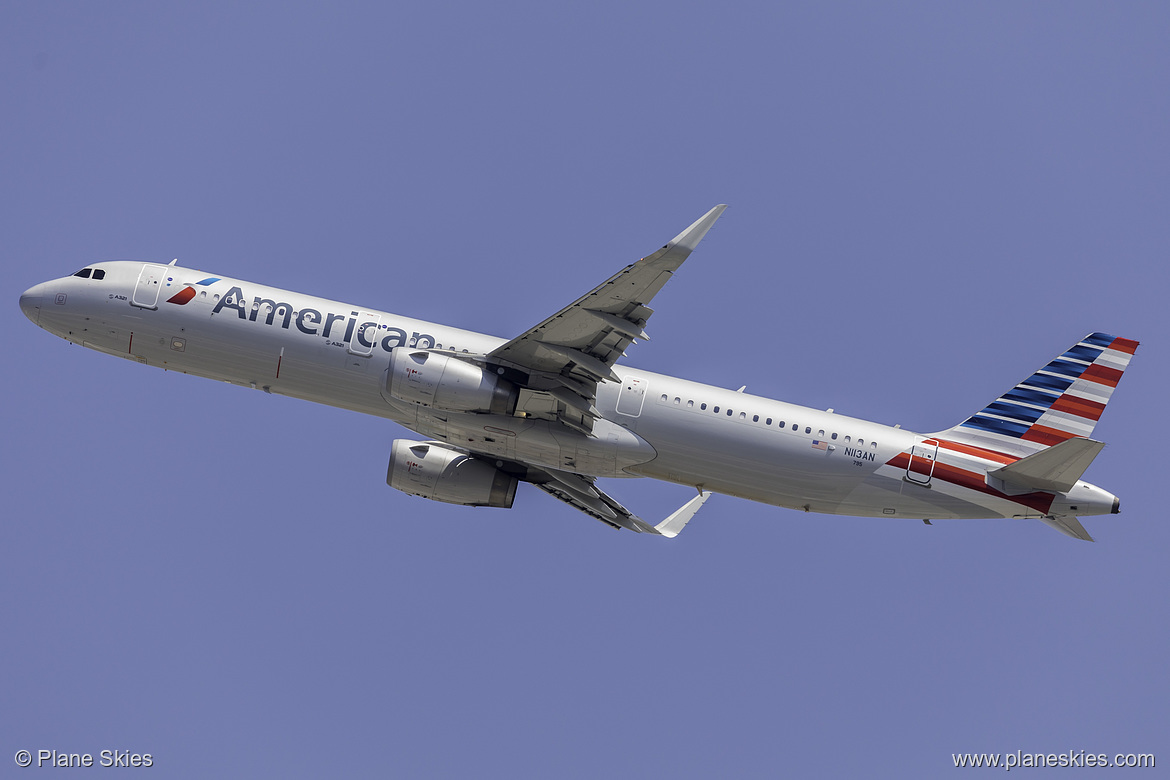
[937,332,1138,458]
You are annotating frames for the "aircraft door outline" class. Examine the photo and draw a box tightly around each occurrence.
[616,377,648,417]
[906,440,939,486]
[131,264,167,309]
[347,313,382,357]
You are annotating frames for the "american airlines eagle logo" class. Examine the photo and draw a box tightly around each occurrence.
[166,277,220,305]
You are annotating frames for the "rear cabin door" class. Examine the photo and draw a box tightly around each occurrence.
[906,440,939,486]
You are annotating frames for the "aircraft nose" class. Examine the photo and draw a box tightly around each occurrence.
[20,283,45,325]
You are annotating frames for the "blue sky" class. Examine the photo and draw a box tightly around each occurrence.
[3,2,1166,777]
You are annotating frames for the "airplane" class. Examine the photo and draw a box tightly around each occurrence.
[19,205,1138,541]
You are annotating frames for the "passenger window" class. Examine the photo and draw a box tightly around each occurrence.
[791,423,797,431]
[674,397,681,405]
[844,436,851,443]
[831,432,837,440]
[805,427,811,434]
[713,406,720,413]
[726,409,733,416]
[701,403,707,411]
[778,420,785,428]
[858,439,865,446]
[871,441,878,449]
[753,415,759,423]
[661,394,668,402]
[766,418,772,425]
[92,269,106,280]
[818,430,825,438]
[73,268,92,278]
[687,400,694,408]
[740,412,747,420]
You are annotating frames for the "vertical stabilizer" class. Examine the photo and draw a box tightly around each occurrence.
[935,333,1138,458]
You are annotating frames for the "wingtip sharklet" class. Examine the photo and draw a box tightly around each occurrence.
[653,490,713,538]
[669,204,727,253]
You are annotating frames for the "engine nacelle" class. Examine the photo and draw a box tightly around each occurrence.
[387,439,517,508]
[387,349,517,414]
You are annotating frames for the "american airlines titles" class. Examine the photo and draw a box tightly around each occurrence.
[210,285,441,352]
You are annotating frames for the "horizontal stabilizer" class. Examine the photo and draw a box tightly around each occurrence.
[987,436,1105,494]
[1037,514,1095,542]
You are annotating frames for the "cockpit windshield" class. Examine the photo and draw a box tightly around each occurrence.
[73,268,106,280]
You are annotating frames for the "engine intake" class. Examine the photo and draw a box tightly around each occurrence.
[387,350,517,414]
[387,439,517,508]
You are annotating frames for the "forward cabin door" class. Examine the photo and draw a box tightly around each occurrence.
[131,264,168,309]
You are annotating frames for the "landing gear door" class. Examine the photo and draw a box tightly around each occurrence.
[906,440,939,486]
[131,264,168,309]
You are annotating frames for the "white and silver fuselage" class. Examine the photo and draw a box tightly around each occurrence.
[19,261,1118,523]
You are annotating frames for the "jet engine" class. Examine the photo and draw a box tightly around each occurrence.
[387,439,517,508]
[386,349,517,414]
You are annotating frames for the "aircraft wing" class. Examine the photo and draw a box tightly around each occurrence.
[487,205,727,432]
[526,465,712,537]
